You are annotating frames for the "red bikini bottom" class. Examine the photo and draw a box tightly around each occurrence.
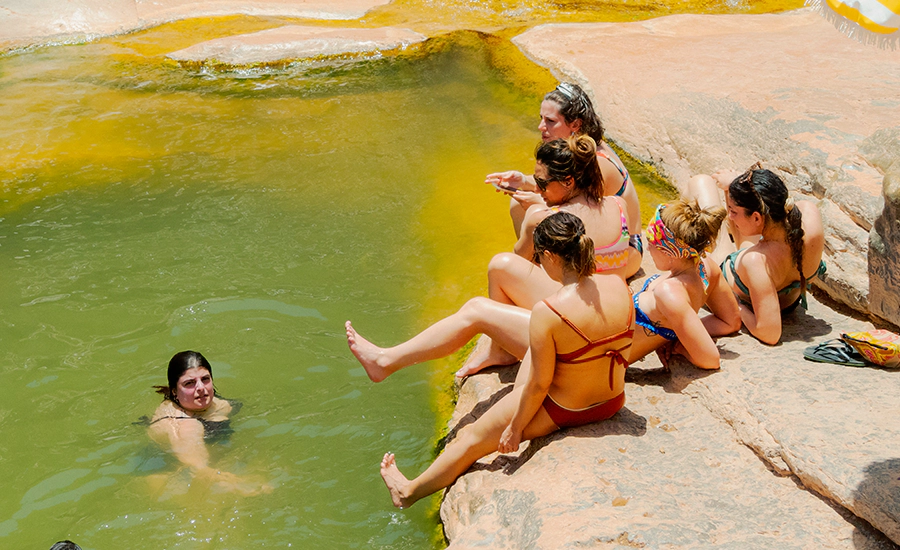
[542,392,625,428]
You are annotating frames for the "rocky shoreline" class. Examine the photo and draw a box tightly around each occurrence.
[3,2,899,547]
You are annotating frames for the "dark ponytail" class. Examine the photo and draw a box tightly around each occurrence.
[729,168,805,289]
[532,211,596,278]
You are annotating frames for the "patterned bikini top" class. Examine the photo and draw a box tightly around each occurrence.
[550,200,630,273]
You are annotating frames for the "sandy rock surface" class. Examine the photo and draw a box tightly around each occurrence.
[442,288,900,548]
[512,9,900,324]
[0,0,390,49]
[167,25,426,65]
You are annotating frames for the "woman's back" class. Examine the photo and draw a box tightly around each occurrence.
[537,272,633,406]
[558,196,633,278]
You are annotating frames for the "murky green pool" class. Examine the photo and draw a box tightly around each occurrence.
[0,0,797,547]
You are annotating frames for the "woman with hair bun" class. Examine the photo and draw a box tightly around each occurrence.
[361,212,634,509]
[626,200,741,370]
[686,167,825,345]
[487,82,642,259]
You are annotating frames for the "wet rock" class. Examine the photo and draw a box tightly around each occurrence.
[166,25,427,66]
[0,0,391,50]
[512,9,900,326]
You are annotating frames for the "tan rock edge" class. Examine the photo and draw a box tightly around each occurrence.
[167,25,427,66]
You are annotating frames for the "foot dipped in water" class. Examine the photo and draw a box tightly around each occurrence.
[345,321,393,382]
[380,452,415,509]
[455,334,518,379]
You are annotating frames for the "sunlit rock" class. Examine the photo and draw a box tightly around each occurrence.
[512,8,900,326]
[166,25,427,66]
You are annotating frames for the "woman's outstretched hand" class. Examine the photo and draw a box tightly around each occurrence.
[498,423,522,454]
[486,171,528,194]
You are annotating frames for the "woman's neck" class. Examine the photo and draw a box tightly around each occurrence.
[760,219,787,244]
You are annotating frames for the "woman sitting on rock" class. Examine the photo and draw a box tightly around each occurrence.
[148,350,270,495]
[686,167,825,345]
[487,81,642,277]
[626,200,741,370]
[375,211,634,509]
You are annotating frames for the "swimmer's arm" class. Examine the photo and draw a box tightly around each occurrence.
[656,281,720,370]
[513,206,549,259]
[150,417,210,472]
[740,253,782,345]
[499,307,556,453]
[700,260,742,337]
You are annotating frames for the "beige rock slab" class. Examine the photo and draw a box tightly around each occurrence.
[0,0,391,50]
[442,360,895,549]
[167,25,427,65]
[671,292,900,546]
[512,9,900,318]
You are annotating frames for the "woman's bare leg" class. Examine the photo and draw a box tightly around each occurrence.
[346,297,530,382]
[455,334,519,379]
[510,197,526,239]
[686,174,736,264]
[487,253,562,309]
[379,385,557,508]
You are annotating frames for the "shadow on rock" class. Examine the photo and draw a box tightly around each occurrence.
[625,358,719,394]
[780,308,834,344]
[445,385,514,444]
[852,458,900,549]
[470,407,648,476]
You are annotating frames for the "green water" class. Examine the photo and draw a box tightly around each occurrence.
[0,0,792,547]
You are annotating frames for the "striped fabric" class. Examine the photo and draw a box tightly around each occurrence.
[807,0,900,47]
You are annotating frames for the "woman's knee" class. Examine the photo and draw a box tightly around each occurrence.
[487,252,521,279]
[686,174,721,208]
[459,296,492,324]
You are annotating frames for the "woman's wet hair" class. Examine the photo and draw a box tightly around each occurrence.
[544,82,605,143]
[729,168,806,291]
[535,135,603,201]
[532,211,596,278]
[153,350,213,400]
[661,199,726,253]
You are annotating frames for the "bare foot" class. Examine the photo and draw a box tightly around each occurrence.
[456,335,518,379]
[346,321,391,382]
[380,452,415,509]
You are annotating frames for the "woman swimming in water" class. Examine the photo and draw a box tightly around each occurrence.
[686,167,825,345]
[148,350,270,495]
[626,200,741,369]
[486,82,642,268]
[374,212,634,509]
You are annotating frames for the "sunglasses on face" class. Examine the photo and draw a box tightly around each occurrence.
[534,175,552,192]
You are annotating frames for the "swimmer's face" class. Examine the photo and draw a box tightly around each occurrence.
[175,367,213,412]
[539,100,581,142]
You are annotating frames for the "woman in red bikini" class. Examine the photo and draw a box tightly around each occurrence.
[344,137,636,381]
[372,211,634,509]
